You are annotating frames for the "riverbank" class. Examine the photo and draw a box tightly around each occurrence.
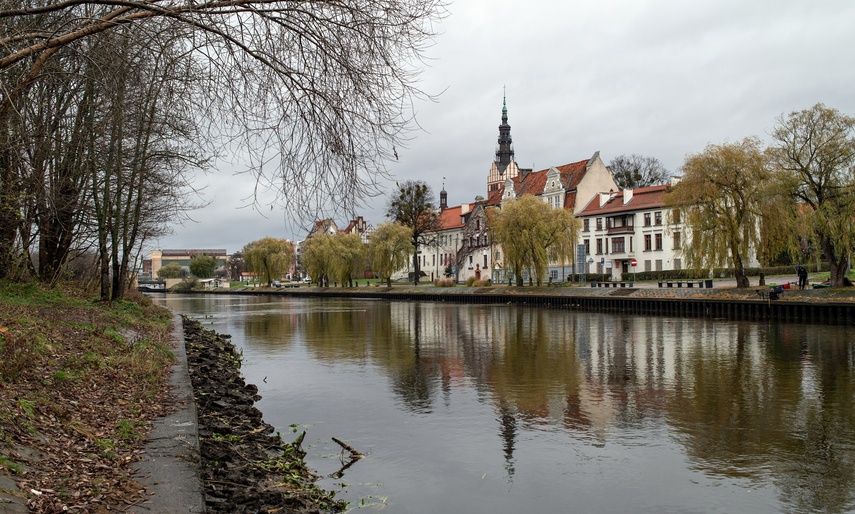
[0,281,342,513]
[0,282,174,512]
[221,275,855,303]
[183,317,345,513]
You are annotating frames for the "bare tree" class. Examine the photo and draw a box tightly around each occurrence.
[0,1,446,240]
[608,154,670,189]
[385,180,439,285]
[768,103,855,287]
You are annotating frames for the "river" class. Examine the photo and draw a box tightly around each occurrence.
[156,293,855,513]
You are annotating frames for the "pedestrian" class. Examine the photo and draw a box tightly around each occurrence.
[797,265,808,290]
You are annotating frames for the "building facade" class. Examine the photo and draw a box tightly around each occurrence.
[576,184,684,280]
[149,249,229,279]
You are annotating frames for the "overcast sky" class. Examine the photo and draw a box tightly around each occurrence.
[152,0,855,255]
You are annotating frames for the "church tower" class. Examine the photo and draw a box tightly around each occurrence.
[487,94,522,195]
[496,95,514,169]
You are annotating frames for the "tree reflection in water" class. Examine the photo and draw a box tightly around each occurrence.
[164,295,855,513]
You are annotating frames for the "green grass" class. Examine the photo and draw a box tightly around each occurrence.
[0,455,23,473]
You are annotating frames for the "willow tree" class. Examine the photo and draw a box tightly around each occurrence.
[545,208,582,282]
[768,104,855,287]
[243,237,292,287]
[329,233,366,287]
[490,195,577,286]
[368,222,413,287]
[301,233,334,287]
[666,138,769,288]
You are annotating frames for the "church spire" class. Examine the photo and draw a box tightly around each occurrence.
[496,91,514,170]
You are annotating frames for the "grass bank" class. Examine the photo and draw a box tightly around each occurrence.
[0,280,174,511]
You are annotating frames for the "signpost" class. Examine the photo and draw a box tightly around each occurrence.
[631,258,637,283]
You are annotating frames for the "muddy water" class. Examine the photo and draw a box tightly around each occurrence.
[156,294,855,513]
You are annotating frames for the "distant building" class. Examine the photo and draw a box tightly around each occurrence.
[150,249,228,279]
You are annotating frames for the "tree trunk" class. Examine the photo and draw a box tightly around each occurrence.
[821,238,849,287]
[412,243,420,285]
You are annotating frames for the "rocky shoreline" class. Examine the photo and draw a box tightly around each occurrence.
[183,317,345,513]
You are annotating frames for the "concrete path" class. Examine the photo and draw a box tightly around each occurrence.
[130,316,205,513]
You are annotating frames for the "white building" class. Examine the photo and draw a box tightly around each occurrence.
[576,184,684,280]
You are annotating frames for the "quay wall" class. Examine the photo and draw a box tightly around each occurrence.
[195,288,855,325]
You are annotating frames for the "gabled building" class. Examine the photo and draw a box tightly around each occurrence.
[340,215,375,244]
[487,152,619,282]
[419,184,492,283]
[497,152,618,215]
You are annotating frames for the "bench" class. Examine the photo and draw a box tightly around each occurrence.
[592,281,634,288]
[658,281,705,288]
[757,285,784,301]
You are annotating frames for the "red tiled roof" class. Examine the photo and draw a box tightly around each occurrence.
[576,184,669,216]
[434,204,471,231]
[511,159,590,197]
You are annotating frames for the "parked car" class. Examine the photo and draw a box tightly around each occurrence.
[272,280,282,287]
[302,277,312,283]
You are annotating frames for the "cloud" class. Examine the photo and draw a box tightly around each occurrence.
[154,0,855,254]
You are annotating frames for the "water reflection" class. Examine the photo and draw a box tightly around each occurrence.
[160,295,855,513]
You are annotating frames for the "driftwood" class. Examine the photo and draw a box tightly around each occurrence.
[332,437,364,459]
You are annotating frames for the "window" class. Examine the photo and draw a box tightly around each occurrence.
[673,232,682,250]
[484,254,488,268]
[674,258,682,270]
[432,255,435,266]
[550,270,558,280]
[654,211,662,225]
[596,218,603,231]
[655,259,663,271]
[596,238,603,254]
[644,213,651,226]
[583,219,590,232]
[612,237,625,253]
[468,255,473,267]
[655,233,663,250]
[629,238,633,252]
[495,251,501,261]
[673,210,681,224]
[584,239,590,255]
[644,260,652,272]
[644,234,652,251]
[476,219,480,230]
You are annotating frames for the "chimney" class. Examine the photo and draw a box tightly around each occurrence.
[599,192,612,208]
[623,189,633,205]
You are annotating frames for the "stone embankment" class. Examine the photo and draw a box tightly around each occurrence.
[183,317,345,513]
